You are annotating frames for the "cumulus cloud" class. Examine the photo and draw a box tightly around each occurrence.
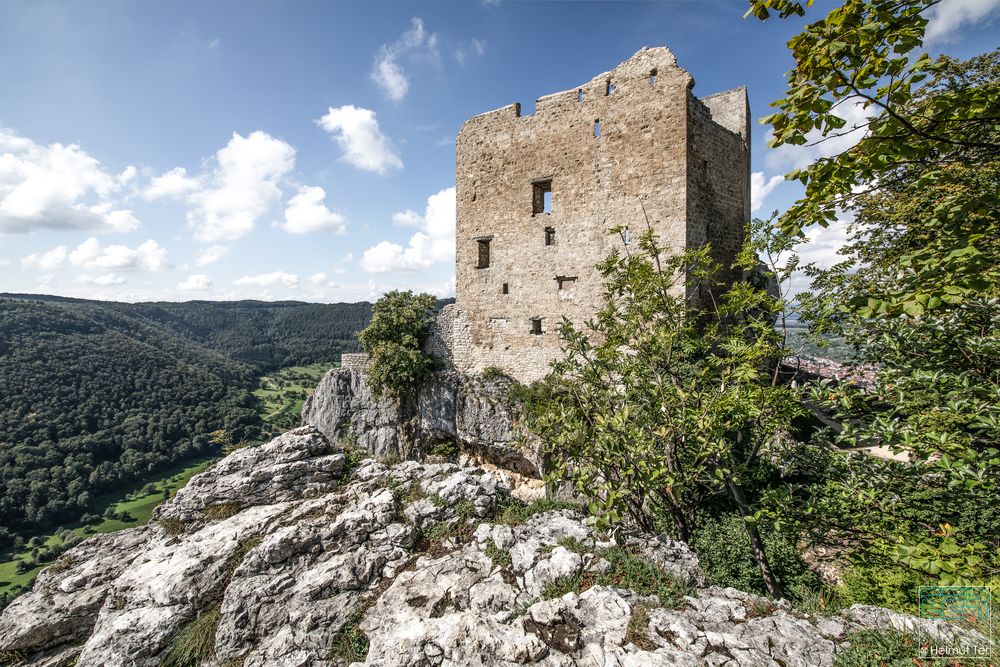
[68,237,169,272]
[765,100,870,173]
[315,106,402,175]
[234,271,299,287]
[21,245,67,270]
[280,186,347,234]
[371,18,438,101]
[925,0,1000,43]
[195,244,229,266]
[361,186,455,273]
[306,272,328,284]
[77,273,126,286]
[0,127,139,234]
[147,131,295,242]
[143,167,202,201]
[751,172,785,213]
[177,274,212,290]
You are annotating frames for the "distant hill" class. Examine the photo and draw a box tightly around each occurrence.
[0,294,381,546]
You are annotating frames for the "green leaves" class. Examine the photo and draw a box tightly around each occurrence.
[356,290,437,398]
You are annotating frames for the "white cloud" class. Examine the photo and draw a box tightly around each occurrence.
[143,167,201,201]
[77,273,126,286]
[0,259,10,267]
[69,237,169,271]
[0,127,139,234]
[751,172,785,213]
[361,186,455,273]
[195,244,229,266]
[149,131,295,242]
[925,0,1000,43]
[371,18,438,101]
[316,106,402,175]
[21,245,67,270]
[280,186,347,234]
[306,272,328,284]
[178,274,212,290]
[208,38,221,49]
[765,100,870,173]
[234,271,299,287]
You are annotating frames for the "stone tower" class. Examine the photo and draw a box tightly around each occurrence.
[437,47,750,383]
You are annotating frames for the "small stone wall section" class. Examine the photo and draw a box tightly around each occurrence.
[340,353,370,371]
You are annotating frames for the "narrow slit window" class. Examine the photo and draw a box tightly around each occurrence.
[606,80,615,96]
[623,225,631,245]
[577,89,584,103]
[532,179,552,215]
[649,69,657,87]
[502,283,509,295]
[476,238,491,269]
[544,226,555,246]
[594,119,601,138]
[530,318,543,335]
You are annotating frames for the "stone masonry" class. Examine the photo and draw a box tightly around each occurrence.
[447,46,750,383]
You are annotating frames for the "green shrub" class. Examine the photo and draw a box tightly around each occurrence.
[837,564,927,614]
[691,513,820,600]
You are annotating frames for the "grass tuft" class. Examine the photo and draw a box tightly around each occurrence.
[202,502,241,521]
[624,603,657,650]
[496,498,581,526]
[328,607,369,664]
[484,538,512,567]
[160,604,221,667]
[158,517,186,536]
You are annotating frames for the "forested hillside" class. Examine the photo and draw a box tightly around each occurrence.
[0,295,375,547]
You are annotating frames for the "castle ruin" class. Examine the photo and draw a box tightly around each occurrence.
[431,47,751,383]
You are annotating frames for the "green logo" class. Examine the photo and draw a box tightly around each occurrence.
[918,586,993,661]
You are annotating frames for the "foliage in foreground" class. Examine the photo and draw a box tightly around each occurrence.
[520,220,803,598]
[750,1,999,587]
[357,290,437,398]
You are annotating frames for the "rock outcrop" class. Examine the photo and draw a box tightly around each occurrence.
[1,426,985,667]
[302,368,540,481]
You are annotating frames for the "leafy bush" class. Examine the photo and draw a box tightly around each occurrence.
[691,513,820,600]
[837,564,928,615]
[356,291,436,398]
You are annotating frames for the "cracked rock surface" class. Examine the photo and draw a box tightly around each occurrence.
[0,426,981,667]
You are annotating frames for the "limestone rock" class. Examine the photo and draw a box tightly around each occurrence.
[1,426,986,667]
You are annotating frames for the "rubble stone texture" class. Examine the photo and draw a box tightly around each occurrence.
[448,46,750,382]
[1,426,983,667]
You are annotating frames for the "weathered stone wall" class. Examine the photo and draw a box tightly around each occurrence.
[687,88,750,291]
[453,46,749,383]
[340,352,370,370]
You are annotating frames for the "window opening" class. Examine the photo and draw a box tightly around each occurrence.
[501,283,509,294]
[544,226,555,246]
[606,80,615,96]
[476,238,491,269]
[577,89,584,103]
[556,276,577,290]
[530,318,543,335]
[649,69,657,87]
[532,179,552,215]
[594,119,601,138]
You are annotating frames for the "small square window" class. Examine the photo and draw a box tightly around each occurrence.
[502,283,509,295]
[544,226,555,246]
[530,318,543,335]
[556,276,577,290]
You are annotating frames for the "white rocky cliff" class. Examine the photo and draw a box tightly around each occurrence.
[0,426,982,667]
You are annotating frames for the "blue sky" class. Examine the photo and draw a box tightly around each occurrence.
[1,0,997,303]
